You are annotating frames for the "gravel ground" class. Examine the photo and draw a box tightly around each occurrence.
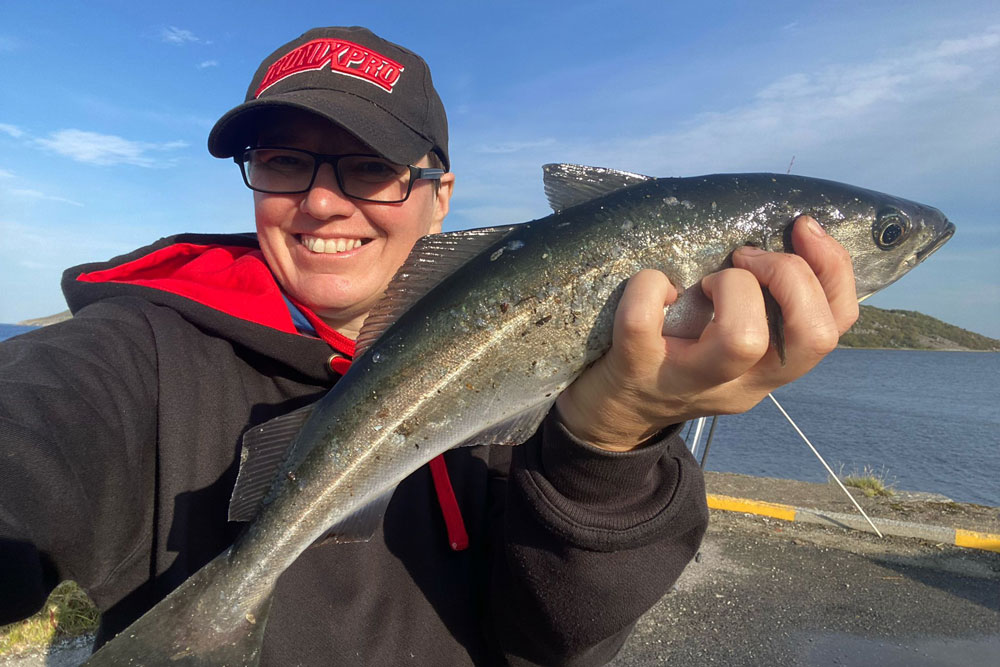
[613,509,1000,666]
[0,635,93,667]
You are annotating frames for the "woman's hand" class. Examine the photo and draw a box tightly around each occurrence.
[555,216,860,451]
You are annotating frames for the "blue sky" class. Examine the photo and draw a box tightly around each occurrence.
[1,1,998,337]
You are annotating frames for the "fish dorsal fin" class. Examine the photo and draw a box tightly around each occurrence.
[355,225,519,357]
[229,403,317,522]
[542,163,654,212]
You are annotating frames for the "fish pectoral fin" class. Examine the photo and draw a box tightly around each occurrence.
[312,488,397,546]
[455,400,557,448]
[356,225,520,358]
[542,163,654,212]
[762,287,787,366]
[229,403,317,522]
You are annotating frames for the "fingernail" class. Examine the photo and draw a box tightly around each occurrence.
[802,216,825,237]
[738,246,766,256]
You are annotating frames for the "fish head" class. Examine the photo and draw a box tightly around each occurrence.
[812,185,955,301]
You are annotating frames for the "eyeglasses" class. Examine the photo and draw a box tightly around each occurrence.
[236,147,445,203]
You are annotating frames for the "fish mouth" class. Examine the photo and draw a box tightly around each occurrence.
[916,220,955,262]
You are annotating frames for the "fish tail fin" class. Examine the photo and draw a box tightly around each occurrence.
[84,552,274,666]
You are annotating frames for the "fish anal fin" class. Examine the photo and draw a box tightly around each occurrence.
[312,401,558,546]
[455,400,557,448]
[312,488,396,546]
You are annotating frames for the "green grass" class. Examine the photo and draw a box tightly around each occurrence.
[0,581,99,657]
[841,465,895,498]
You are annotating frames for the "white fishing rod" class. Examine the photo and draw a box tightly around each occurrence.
[767,392,884,538]
[687,416,707,458]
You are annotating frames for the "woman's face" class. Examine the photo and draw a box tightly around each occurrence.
[252,109,453,338]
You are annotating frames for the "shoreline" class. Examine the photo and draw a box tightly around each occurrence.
[836,345,999,353]
[704,470,1000,551]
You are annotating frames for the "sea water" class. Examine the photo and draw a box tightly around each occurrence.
[0,323,38,341]
[697,348,1000,506]
[2,323,997,506]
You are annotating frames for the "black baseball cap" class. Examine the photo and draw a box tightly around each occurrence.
[208,26,449,170]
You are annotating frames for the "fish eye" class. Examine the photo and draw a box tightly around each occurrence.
[873,209,911,250]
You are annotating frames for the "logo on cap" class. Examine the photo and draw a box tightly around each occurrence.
[256,39,405,97]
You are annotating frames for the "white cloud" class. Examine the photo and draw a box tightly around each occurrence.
[933,30,1000,58]
[70,94,216,130]
[197,60,219,69]
[451,24,1000,226]
[34,129,187,167]
[8,188,84,207]
[0,168,13,179]
[577,25,1000,189]
[476,138,556,155]
[161,26,199,45]
[0,123,24,138]
[0,218,134,286]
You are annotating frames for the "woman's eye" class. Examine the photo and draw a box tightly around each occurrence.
[359,161,393,176]
[268,155,306,168]
[347,159,401,180]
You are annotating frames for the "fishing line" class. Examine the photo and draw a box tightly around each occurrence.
[767,392,884,538]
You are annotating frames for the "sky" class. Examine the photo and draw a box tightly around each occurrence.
[1,0,998,337]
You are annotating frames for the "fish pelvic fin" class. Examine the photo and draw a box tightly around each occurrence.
[454,399,558,448]
[84,553,273,666]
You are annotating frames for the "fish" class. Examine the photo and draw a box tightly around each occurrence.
[83,165,954,665]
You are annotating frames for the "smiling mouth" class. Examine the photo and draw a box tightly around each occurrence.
[299,234,371,254]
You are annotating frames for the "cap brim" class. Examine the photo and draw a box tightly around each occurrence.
[207,90,434,167]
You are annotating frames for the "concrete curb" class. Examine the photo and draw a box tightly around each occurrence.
[706,494,1000,553]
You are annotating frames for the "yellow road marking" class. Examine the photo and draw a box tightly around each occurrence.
[706,494,798,522]
[955,528,1000,553]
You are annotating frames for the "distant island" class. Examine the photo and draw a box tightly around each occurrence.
[17,305,1000,352]
[17,310,73,327]
[839,305,1000,351]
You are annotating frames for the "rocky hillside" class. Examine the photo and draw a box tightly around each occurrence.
[839,305,1000,351]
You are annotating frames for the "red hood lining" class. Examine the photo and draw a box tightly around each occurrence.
[76,242,355,357]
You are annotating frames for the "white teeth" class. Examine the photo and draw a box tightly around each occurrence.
[301,235,364,254]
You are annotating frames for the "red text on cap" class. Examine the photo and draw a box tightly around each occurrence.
[256,39,405,96]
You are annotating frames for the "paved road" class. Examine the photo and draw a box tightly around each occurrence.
[613,509,1000,666]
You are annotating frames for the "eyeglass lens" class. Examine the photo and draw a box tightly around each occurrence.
[243,149,413,201]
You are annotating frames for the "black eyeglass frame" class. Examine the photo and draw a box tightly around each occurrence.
[235,147,446,203]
